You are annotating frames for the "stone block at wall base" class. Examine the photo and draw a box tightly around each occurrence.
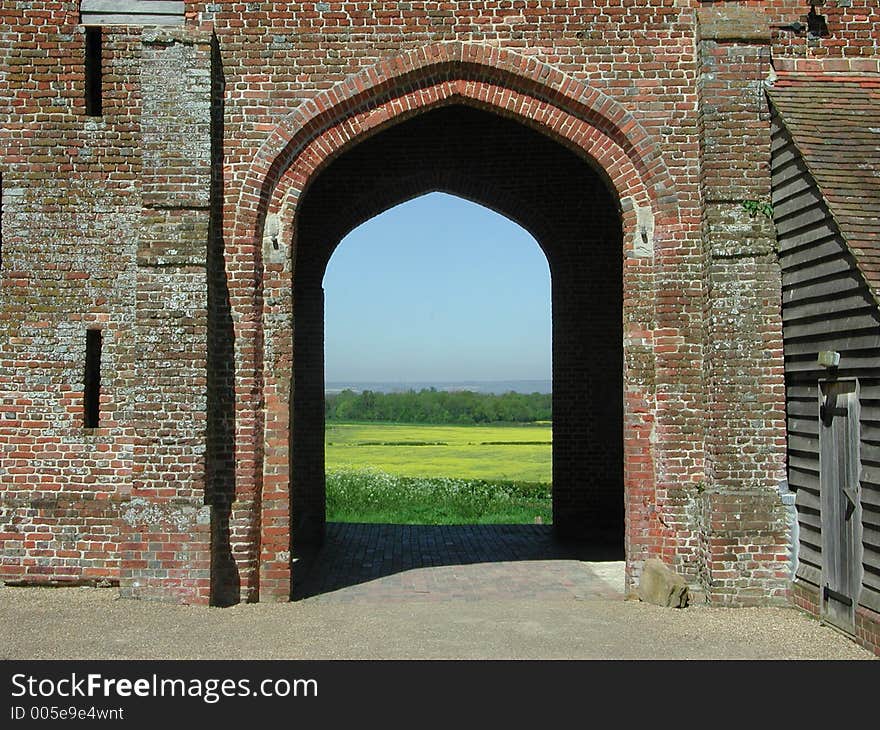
[638,558,689,608]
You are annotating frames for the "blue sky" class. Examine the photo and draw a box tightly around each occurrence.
[323,192,551,382]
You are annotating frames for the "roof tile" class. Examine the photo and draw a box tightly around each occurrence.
[769,76,880,300]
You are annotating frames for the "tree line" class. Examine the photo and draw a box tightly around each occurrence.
[325,388,551,424]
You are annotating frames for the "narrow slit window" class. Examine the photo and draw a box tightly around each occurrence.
[84,26,102,116]
[84,329,102,427]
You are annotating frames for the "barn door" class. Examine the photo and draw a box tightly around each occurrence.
[819,379,862,633]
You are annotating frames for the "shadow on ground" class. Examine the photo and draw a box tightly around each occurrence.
[292,523,622,600]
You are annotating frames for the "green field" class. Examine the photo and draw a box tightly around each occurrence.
[325,421,552,524]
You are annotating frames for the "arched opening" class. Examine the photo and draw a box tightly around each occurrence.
[322,192,552,526]
[225,46,678,604]
[289,104,624,589]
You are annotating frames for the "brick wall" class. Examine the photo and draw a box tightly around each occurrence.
[792,580,880,656]
[695,6,791,604]
[122,28,214,604]
[1,1,874,610]
[0,6,213,602]
[0,4,142,587]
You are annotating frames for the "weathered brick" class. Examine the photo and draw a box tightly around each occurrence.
[0,2,876,644]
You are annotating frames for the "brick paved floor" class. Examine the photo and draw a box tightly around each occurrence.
[292,523,625,603]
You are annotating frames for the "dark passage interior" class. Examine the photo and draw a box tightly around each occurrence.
[291,104,624,582]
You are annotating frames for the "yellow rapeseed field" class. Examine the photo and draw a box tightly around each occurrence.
[325,421,552,484]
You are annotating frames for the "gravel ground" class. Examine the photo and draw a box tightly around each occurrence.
[0,583,874,660]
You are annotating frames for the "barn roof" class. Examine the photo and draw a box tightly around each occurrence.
[768,75,880,300]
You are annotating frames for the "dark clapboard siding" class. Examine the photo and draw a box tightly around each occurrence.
[80,1,184,26]
[772,110,880,614]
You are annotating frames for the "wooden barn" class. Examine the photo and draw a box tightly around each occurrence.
[769,73,880,646]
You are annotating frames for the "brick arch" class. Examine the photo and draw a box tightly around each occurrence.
[286,101,627,556]
[223,44,675,604]
[232,42,678,244]
[267,80,649,248]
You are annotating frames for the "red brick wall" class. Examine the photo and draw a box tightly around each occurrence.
[0,4,141,587]
[0,5,213,602]
[792,580,880,656]
[695,7,791,604]
[2,1,874,613]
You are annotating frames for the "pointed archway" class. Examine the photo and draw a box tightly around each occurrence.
[223,43,683,603]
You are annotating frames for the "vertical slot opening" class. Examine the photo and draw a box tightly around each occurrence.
[84,329,102,428]
[84,26,102,117]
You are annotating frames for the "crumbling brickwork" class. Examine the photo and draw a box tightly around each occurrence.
[2,1,877,615]
[0,6,213,601]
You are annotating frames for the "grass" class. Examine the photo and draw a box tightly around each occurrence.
[326,468,552,524]
[325,422,552,524]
